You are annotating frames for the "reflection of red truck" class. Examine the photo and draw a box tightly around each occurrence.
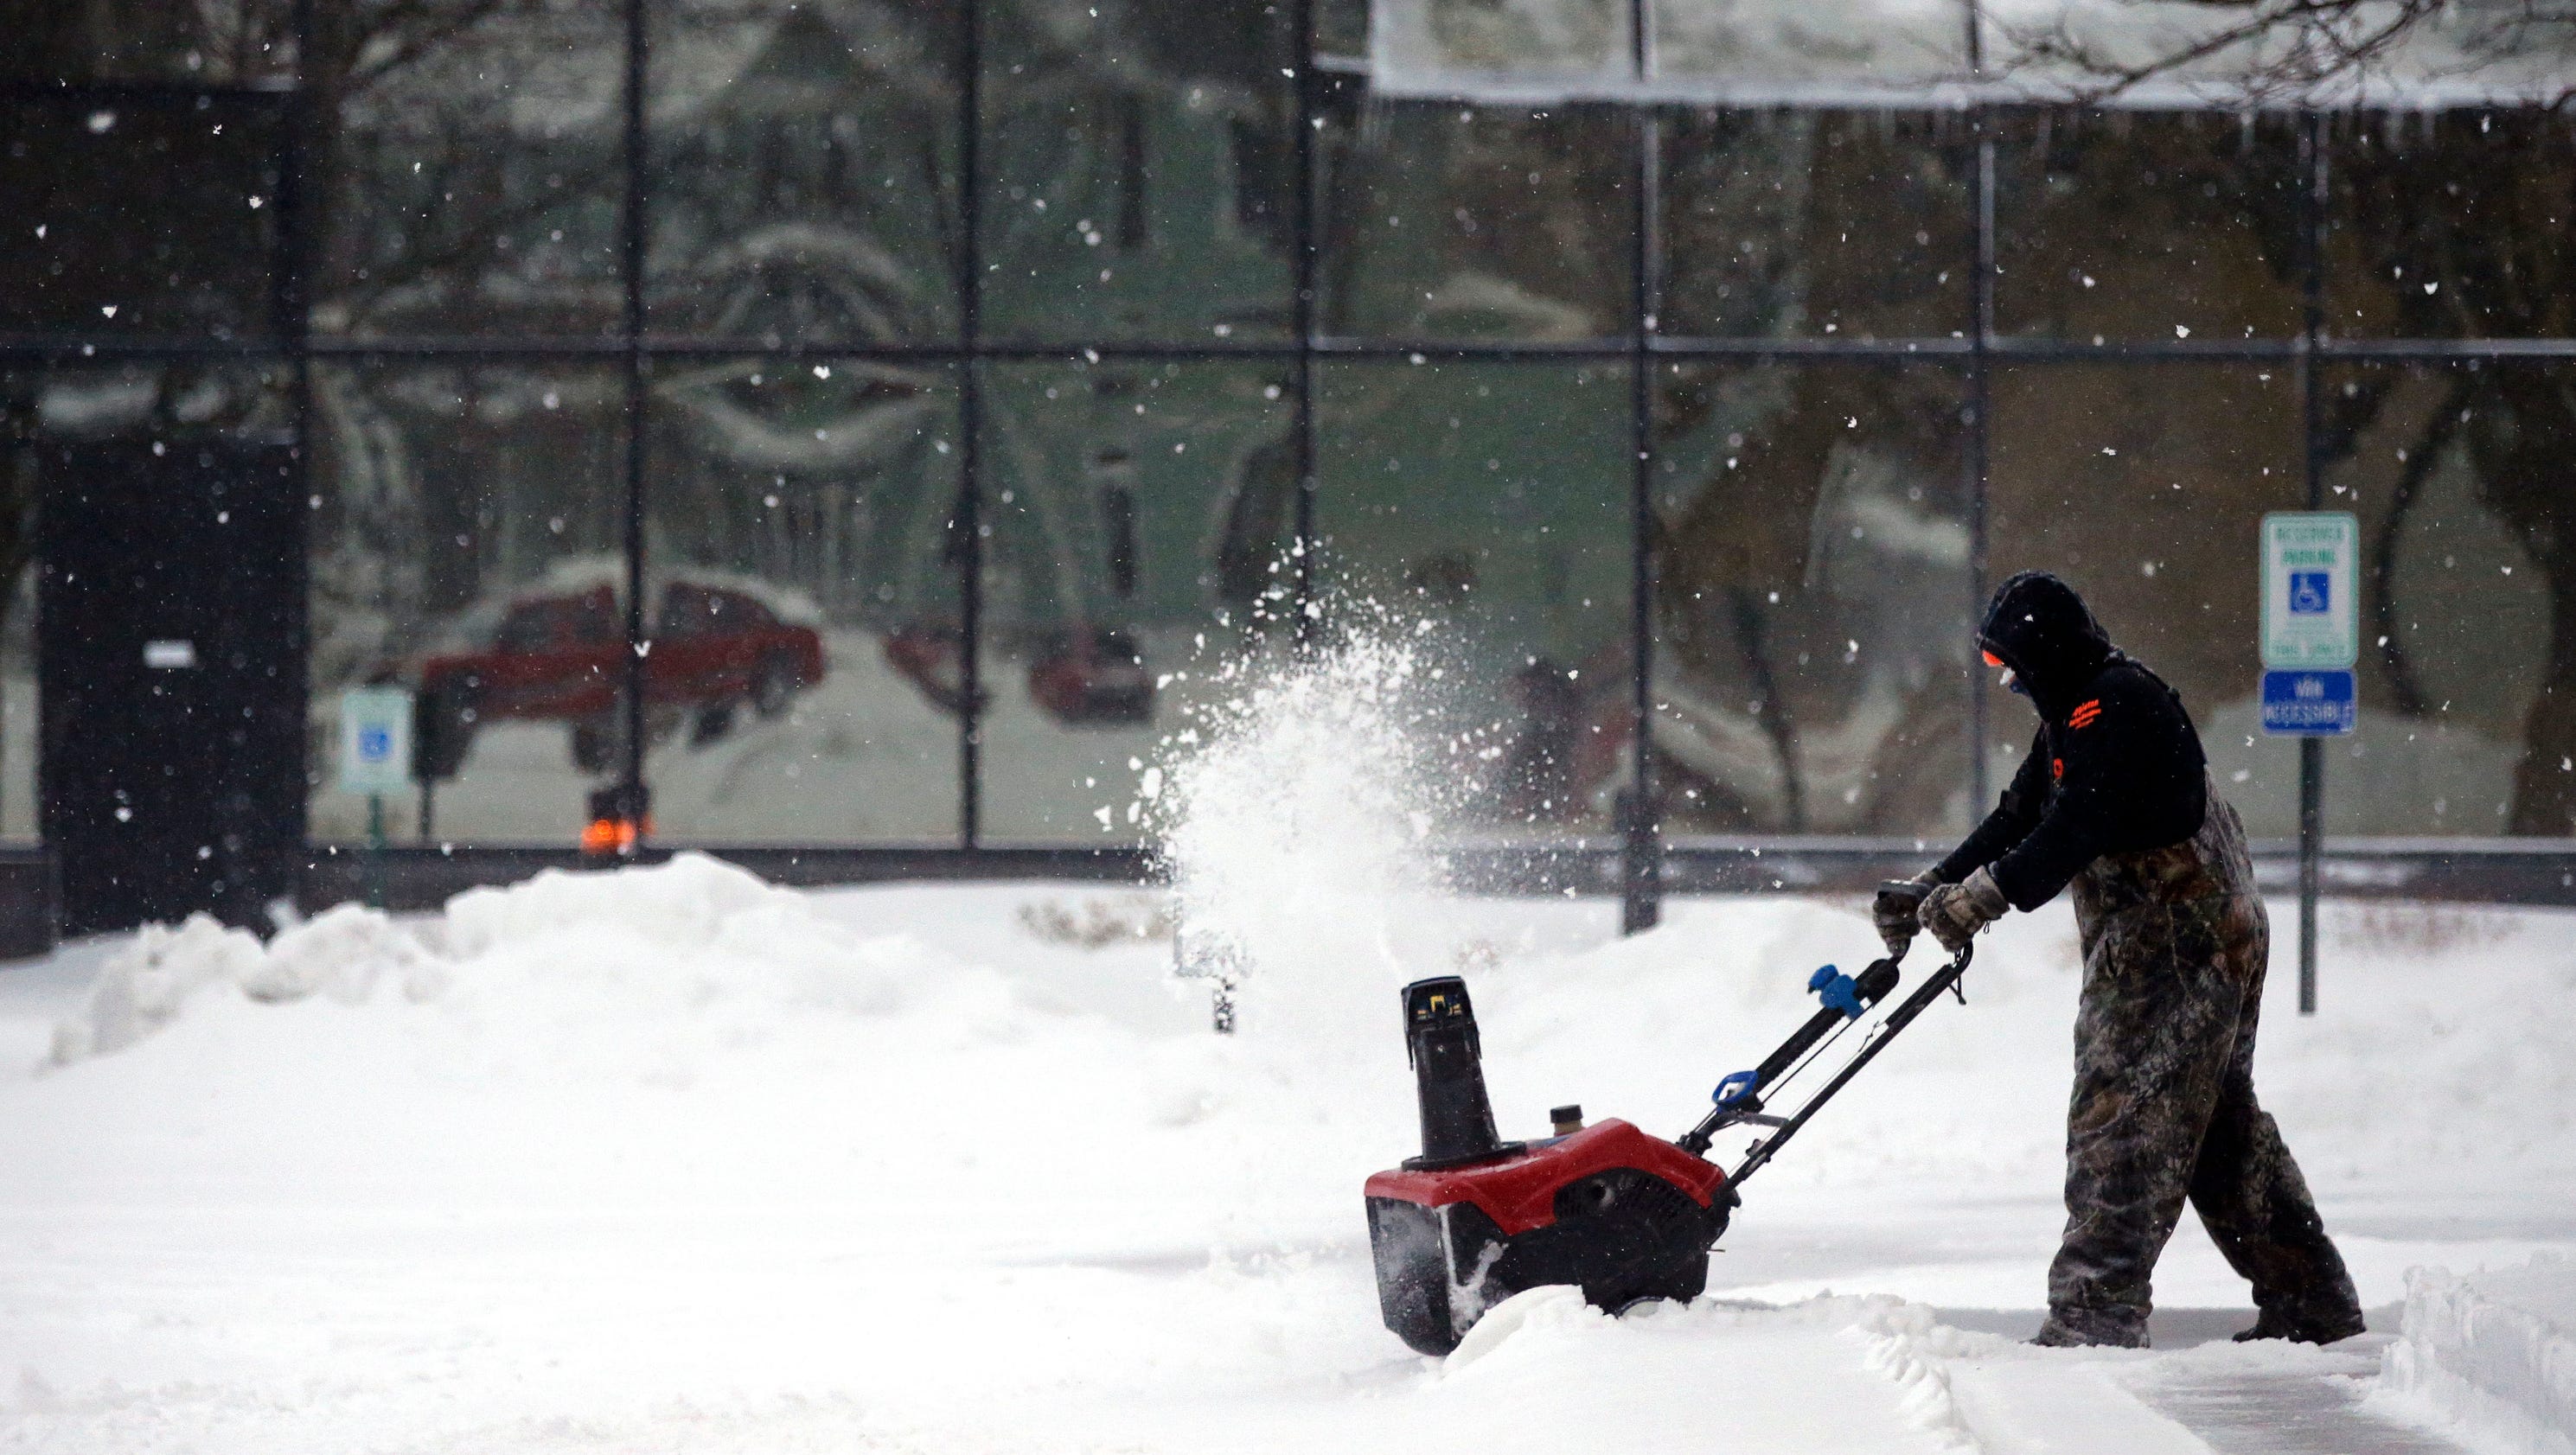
[1026,626,1154,725]
[883,622,976,718]
[882,622,1154,726]
[412,581,825,777]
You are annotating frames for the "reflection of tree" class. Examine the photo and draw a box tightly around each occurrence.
[2325,116,2576,831]
[1653,363,1966,833]
[2349,371,2458,718]
[2017,0,2573,836]
[1317,103,1633,338]
[310,1,619,333]
[2468,373,2576,832]
[2010,0,2572,105]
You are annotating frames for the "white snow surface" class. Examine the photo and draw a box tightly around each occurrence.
[2,861,2572,1451]
[2377,1254,2576,1455]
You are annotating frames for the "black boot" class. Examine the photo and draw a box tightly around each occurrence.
[2030,1306,2149,1349]
[2232,1302,2367,1344]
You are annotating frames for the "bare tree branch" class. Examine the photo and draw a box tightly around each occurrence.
[1996,0,2576,105]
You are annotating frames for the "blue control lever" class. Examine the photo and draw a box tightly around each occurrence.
[1711,1068,1762,1108]
[1809,964,1866,1019]
[1678,954,1913,1158]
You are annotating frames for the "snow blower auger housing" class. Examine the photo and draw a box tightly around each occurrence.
[1364,946,1972,1356]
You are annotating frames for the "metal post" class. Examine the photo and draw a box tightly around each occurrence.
[1966,114,1996,814]
[2298,737,2321,1011]
[2297,109,2326,1013]
[615,0,651,853]
[956,0,985,846]
[365,792,386,909]
[1620,0,1660,935]
[1289,0,1320,649]
[284,0,318,871]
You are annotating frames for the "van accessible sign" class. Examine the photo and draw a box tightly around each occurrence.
[2260,512,2357,737]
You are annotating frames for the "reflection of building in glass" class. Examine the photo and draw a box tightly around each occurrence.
[5,0,2576,859]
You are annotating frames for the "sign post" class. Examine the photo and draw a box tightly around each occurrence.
[2259,513,2357,1015]
[338,687,415,909]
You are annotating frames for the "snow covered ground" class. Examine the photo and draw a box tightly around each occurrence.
[0,862,2568,1453]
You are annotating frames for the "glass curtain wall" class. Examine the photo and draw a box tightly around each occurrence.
[1652,363,1972,837]
[1318,361,1632,839]
[8,0,2576,856]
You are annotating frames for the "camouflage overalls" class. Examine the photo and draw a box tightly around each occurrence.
[2040,781,2363,1347]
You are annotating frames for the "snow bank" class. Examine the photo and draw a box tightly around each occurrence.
[45,854,966,1075]
[9,858,2575,1450]
[2377,1254,2576,1455]
[1428,1286,1992,1452]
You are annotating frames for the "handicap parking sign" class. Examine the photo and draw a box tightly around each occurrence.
[338,687,415,795]
[2261,514,2357,668]
[2287,571,2330,616]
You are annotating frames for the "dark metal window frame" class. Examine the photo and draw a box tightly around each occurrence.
[7,10,2575,922]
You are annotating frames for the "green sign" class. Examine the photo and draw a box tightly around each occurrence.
[2260,513,2358,670]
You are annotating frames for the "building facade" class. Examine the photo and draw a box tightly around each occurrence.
[3,0,2573,930]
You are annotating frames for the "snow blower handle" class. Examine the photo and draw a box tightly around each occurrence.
[1677,957,1903,1155]
[1724,941,1974,1188]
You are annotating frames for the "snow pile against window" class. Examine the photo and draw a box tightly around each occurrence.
[2377,1254,2576,1455]
[45,854,978,1083]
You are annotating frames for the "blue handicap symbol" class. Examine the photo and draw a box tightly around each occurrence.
[358,724,393,761]
[2288,571,2330,615]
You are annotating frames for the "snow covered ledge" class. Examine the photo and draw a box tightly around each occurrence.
[2376,1254,2576,1455]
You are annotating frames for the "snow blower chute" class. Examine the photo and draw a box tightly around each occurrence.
[1363,942,1972,1356]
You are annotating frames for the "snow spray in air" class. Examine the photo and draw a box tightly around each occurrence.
[1147,611,1453,1042]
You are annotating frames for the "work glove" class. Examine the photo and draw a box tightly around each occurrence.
[1871,874,1936,957]
[1918,866,2007,954]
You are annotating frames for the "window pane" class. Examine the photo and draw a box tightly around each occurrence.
[1661,110,1971,342]
[1318,361,1629,838]
[2320,362,2576,835]
[0,96,283,338]
[0,0,293,85]
[2328,112,2576,341]
[1652,363,1971,835]
[978,0,1296,344]
[1652,0,1969,97]
[314,9,625,338]
[1994,112,2302,343]
[649,0,962,343]
[310,362,628,845]
[647,358,962,842]
[0,370,28,843]
[1369,0,1635,95]
[977,359,1295,843]
[1987,362,2301,833]
[1320,102,1633,341]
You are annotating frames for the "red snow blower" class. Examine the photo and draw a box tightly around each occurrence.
[1363,941,1972,1355]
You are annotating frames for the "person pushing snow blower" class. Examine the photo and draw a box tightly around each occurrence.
[1874,571,2366,1350]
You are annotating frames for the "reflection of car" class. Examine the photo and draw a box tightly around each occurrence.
[1027,626,1154,726]
[411,580,826,776]
[884,622,977,718]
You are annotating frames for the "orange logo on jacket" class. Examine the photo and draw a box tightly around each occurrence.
[2068,699,2103,729]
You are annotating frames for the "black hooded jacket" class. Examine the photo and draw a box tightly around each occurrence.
[1931,572,2208,911]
